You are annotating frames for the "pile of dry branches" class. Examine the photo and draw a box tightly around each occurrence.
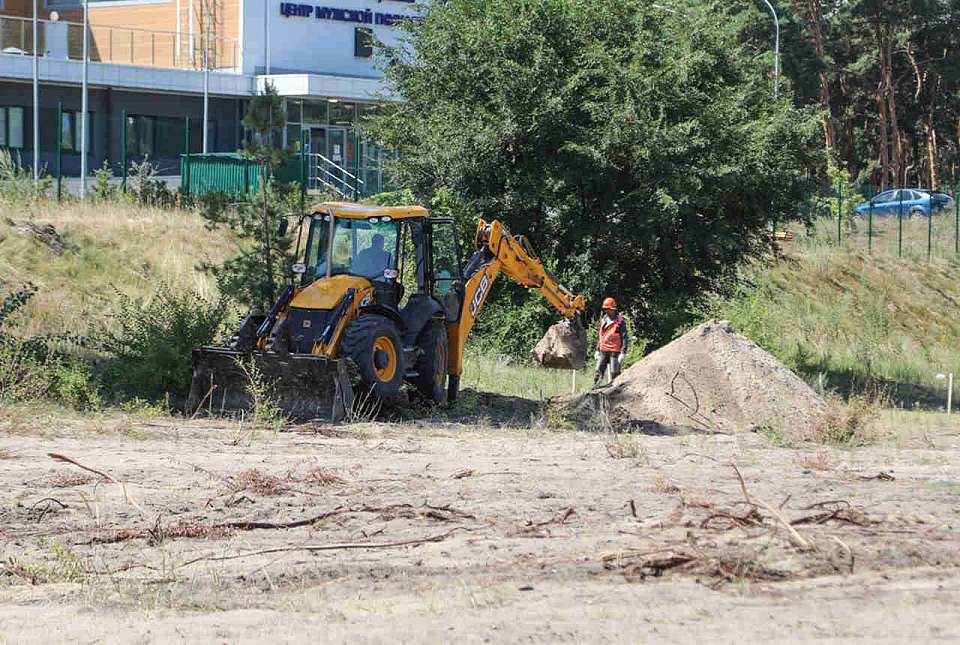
[600,464,875,588]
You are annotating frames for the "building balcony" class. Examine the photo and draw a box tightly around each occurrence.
[0,13,240,73]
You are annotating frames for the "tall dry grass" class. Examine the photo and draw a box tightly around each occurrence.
[0,198,234,338]
[711,216,960,408]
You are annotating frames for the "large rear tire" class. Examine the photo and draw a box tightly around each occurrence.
[412,320,449,405]
[342,315,405,403]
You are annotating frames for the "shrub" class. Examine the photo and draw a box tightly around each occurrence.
[128,157,175,207]
[362,189,417,207]
[0,285,99,410]
[0,149,51,203]
[98,285,232,404]
[0,336,52,402]
[199,180,298,312]
[91,161,118,202]
[810,396,881,445]
[50,361,102,411]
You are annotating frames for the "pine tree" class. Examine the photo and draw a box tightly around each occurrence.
[201,82,297,312]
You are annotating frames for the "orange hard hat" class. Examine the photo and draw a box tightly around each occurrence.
[602,297,618,310]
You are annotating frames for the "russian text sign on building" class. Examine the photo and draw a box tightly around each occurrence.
[279,3,415,27]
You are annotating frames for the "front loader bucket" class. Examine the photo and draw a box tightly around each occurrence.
[187,347,355,422]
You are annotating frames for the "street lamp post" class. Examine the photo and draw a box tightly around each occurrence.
[203,9,210,154]
[80,0,89,199]
[32,0,39,185]
[758,0,780,99]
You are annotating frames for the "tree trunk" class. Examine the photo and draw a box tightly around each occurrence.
[877,90,890,191]
[927,120,939,190]
[261,163,276,309]
[905,43,940,191]
[807,0,836,151]
[881,30,904,186]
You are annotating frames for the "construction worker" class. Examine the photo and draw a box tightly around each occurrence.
[594,297,628,385]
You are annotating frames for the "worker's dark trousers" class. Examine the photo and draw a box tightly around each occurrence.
[594,352,622,384]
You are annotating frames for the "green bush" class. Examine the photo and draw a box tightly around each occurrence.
[0,285,99,410]
[0,149,51,203]
[0,337,52,402]
[50,361,102,411]
[362,189,417,207]
[91,161,118,202]
[199,179,298,313]
[98,285,232,404]
[128,157,175,207]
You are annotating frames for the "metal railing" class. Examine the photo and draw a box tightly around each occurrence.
[308,153,365,200]
[0,14,240,72]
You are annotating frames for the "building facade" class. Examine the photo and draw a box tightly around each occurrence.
[0,0,422,185]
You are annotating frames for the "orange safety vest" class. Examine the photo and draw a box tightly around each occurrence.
[598,315,625,353]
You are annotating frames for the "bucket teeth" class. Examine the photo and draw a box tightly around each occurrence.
[187,347,354,421]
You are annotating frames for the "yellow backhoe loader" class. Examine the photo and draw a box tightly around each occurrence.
[187,202,586,419]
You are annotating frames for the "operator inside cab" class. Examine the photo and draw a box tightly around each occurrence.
[594,297,628,386]
[352,234,393,279]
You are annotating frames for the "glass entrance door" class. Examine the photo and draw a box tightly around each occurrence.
[306,127,359,197]
[309,127,326,157]
[327,128,349,167]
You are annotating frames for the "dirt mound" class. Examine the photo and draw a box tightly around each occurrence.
[532,321,587,370]
[566,320,824,434]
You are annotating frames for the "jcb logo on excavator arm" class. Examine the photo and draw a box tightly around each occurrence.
[469,274,490,319]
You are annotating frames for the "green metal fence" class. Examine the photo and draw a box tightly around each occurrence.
[817,180,960,261]
[180,152,305,197]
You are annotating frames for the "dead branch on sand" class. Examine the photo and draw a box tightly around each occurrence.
[731,463,811,550]
[86,528,470,575]
[47,453,145,516]
[83,503,478,545]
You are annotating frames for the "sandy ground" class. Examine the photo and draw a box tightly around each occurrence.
[1,408,959,644]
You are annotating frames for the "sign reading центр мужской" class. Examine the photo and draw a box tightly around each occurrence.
[279,2,416,27]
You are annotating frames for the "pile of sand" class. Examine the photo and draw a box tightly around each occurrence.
[532,320,587,370]
[568,320,824,434]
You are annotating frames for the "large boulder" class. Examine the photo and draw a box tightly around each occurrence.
[532,320,587,370]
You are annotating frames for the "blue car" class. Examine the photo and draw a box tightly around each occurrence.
[855,188,955,217]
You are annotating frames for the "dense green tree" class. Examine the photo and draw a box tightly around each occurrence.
[201,83,297,313]
[773,0,960,189]
[368,0,820,349]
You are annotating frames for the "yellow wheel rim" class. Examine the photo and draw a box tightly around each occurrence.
[373,336,398,382]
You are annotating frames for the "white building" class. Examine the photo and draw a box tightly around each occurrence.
[0,0,424,189]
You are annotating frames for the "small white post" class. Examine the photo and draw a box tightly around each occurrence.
[936,373,953,415]
[571,369,577,394]
[949,373,954,415]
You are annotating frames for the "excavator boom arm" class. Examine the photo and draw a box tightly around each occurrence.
[474,219,585,318]
[448,219,586,378]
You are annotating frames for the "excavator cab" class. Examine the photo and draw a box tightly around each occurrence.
[187,202,582,421]
[297,209,464,321]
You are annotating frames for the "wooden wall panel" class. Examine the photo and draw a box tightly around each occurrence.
[1,0,240,69]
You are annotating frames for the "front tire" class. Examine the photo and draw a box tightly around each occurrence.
[412,320,449,405]
[342,315,405,403]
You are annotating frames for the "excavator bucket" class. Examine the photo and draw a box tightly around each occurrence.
[532,318,588,370]
[186,347,355,421]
